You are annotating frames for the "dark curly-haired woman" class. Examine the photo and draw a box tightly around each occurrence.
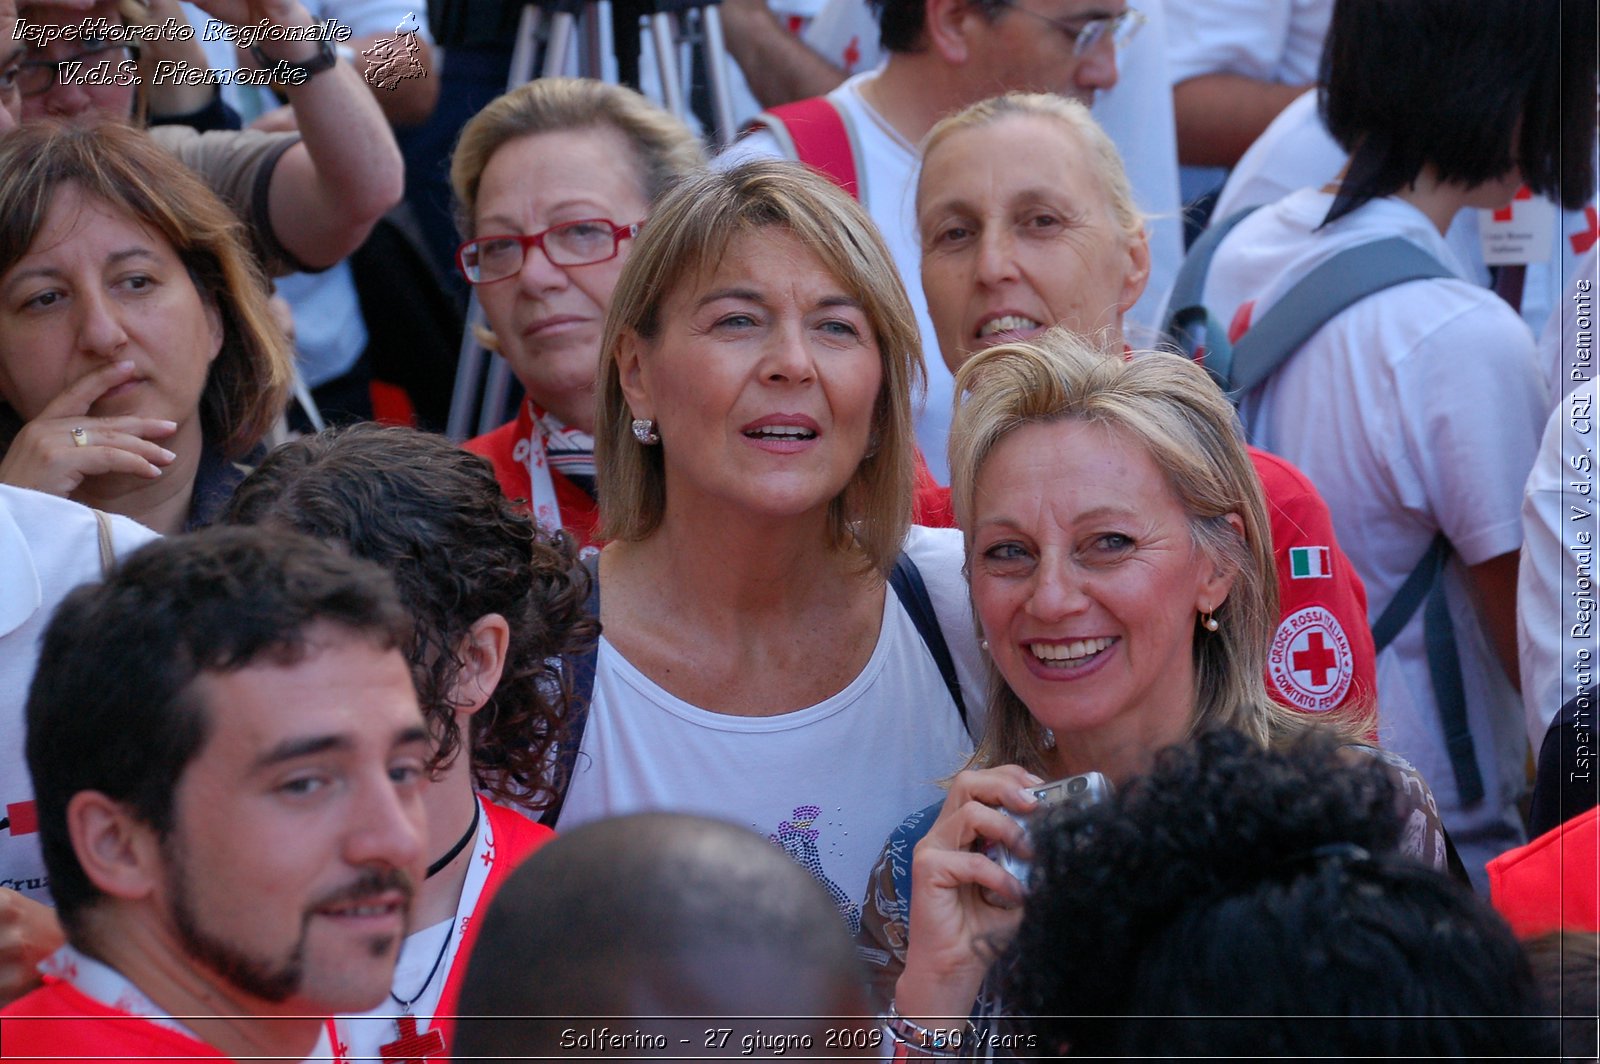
[222,422,596,1060]
[1004,729,1549,1059]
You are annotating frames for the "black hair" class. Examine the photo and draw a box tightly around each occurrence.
[26,525,410,935]
[1001,729,1552,1059]
[870,0,1007,55]
[1321,0,1596,225]
[222,423,597,812]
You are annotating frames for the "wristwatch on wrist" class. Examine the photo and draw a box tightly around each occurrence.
[249,35,339,84]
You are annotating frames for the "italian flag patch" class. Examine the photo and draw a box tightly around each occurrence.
[1289,546,1332,579]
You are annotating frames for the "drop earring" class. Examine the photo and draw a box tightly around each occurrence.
[1201,609,1220,632]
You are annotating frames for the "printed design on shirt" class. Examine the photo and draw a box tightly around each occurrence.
[1267,606,1354,712]
[771,805,862,935]
[1288,546,1332,580]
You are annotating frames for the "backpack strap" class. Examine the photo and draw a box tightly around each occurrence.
[539,553,601,829]
[1162,206,1262,388]
[1163,211,1455,399]
[1370,533,1483,805]
[93,509,116,578]
[1228,238,1453,395]
[745,96,864,202]
[888,551,970,733]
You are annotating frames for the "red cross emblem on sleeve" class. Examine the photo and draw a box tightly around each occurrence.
[380,1015,445,1064]
[1268,606,1354,712]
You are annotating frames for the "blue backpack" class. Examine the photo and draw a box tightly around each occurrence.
[1162,208,1483,805]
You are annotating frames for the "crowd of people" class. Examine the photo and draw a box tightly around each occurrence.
[0,0,1594,1059]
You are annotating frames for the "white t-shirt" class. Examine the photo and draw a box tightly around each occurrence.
[1537,246,1599,406]
[1519,378,1598,751]
[1189,190,1545,888]
[555,526,982,933]
[1212,91,1595,340]
[719,74,947,482]
[1165,0,1329,86]
[0,488,158,902]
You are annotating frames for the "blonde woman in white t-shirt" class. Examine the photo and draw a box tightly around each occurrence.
[553,160,982,931]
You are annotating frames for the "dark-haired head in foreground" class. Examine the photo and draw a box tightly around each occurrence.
[18,526,428,1059]
[453,813,872,1059]
[1002,729,1549,1060]
[223,422,597,811]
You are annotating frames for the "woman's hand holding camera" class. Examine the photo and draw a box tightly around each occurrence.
[893,764,1042,1028]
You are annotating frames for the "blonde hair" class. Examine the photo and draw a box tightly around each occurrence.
[919,92,1144,245]
[595,160,921,576]
[0,122,291,458]
[450,77,705,241]
[951,329,1334,774]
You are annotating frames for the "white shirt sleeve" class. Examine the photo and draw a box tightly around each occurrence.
[1165,0,1330,86]
[1393,292,1547,567]
[1518,380,1598,748]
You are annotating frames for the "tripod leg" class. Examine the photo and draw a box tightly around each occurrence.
[509,4,543,86]
[649,11,686,119]
[586,0,616,82]
[544,11,579,77]
[699,6,736,147]
[480,355,518,437]
[447,299,489,442]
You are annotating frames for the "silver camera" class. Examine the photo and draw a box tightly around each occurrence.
[987,771,1112,886]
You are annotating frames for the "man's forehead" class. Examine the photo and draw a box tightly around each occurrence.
[186,633,423,761]
[1057,0,1125,18]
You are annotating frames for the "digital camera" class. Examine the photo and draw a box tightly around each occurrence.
[987,771,1112,886]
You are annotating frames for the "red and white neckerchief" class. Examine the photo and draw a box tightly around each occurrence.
[334,794,499,1064]
[510,402,594,536]
[38,945,337,1061]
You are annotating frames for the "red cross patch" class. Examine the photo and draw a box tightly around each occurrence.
[1267,606,1354,712]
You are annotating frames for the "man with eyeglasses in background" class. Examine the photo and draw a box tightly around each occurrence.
[718,0,1144,485]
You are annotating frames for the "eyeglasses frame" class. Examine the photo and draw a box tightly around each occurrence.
[988,2,1145,57]
[17,39,140,98]
[456,218,643,285]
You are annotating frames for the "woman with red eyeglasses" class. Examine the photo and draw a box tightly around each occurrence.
[451,78,704,549]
